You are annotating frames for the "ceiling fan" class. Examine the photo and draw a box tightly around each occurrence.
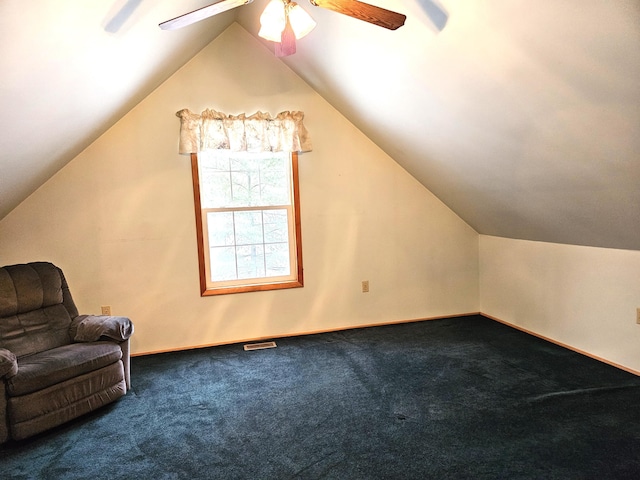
[159,0,406,56]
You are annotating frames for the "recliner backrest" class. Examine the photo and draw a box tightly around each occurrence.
[0,262,79,357]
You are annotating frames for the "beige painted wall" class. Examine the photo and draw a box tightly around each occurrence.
[479,235,640,372]
[0,24,479,355]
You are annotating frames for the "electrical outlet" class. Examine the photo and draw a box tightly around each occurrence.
[362,280,370,293]
[101,305,112,316]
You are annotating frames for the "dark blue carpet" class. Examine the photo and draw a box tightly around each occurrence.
[2,315,640,479]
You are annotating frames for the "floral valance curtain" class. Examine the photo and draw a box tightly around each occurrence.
[176,109,312,154]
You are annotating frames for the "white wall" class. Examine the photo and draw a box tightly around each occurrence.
[480,235,640,372]
[0,24,479,355]
[2,23,637,374]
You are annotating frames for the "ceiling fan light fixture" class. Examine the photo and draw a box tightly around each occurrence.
[258,0,287,42]
[287,3,316,39]
[275,16,297,57]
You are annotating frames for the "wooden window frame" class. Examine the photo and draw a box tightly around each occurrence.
[190,151,304,296]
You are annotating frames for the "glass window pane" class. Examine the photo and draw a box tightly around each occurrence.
[265,243,290,276]
[236,245,265,279]
[230,171,260,207]
[207,212,235,247]
[201,151,291,208]
[230,155,261,172]
[260,167,289,205]
[200,155,232,209]
[202,154,230,171]
[200,171,232,208]
[210,246,237,281]
[263,209,289,243]
[234,211,264,246]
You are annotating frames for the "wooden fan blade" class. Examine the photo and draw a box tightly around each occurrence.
[310,0,406,30]
[159,0,253,30]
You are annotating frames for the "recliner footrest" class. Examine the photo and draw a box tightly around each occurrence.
[8,361,126,440]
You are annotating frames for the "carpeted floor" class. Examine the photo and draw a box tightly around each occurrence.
[1,315,639,479]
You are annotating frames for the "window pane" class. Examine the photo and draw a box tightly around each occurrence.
[200,159,232,209]
[230,156,260,208]
[210,246,237,281]
[265,243,290,276]
[263,209,289,243]
[207,212,235,247]
[202,154,231,171]
[236,244,265,279]
[230,170,262,207]
[260,166,289,205]
[234,211,264,246]
[201,151,291,208]
[260,155,290,205]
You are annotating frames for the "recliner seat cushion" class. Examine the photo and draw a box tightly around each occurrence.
[7,342,122,396]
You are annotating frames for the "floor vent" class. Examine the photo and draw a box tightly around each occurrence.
[243,341,277,351]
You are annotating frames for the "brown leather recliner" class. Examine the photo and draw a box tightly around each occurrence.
[0,262,133,443]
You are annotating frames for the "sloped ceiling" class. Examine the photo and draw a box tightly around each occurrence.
[0,0,234,220]
[1,1,639,250]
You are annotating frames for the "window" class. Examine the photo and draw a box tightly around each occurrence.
[191,150,303,296]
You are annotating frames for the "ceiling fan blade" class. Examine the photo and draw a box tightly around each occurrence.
[159,0,253,31]
[310,0,406,30]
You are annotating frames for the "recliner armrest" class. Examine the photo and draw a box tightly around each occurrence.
[0,348,18,379]
[70,315,134,342]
